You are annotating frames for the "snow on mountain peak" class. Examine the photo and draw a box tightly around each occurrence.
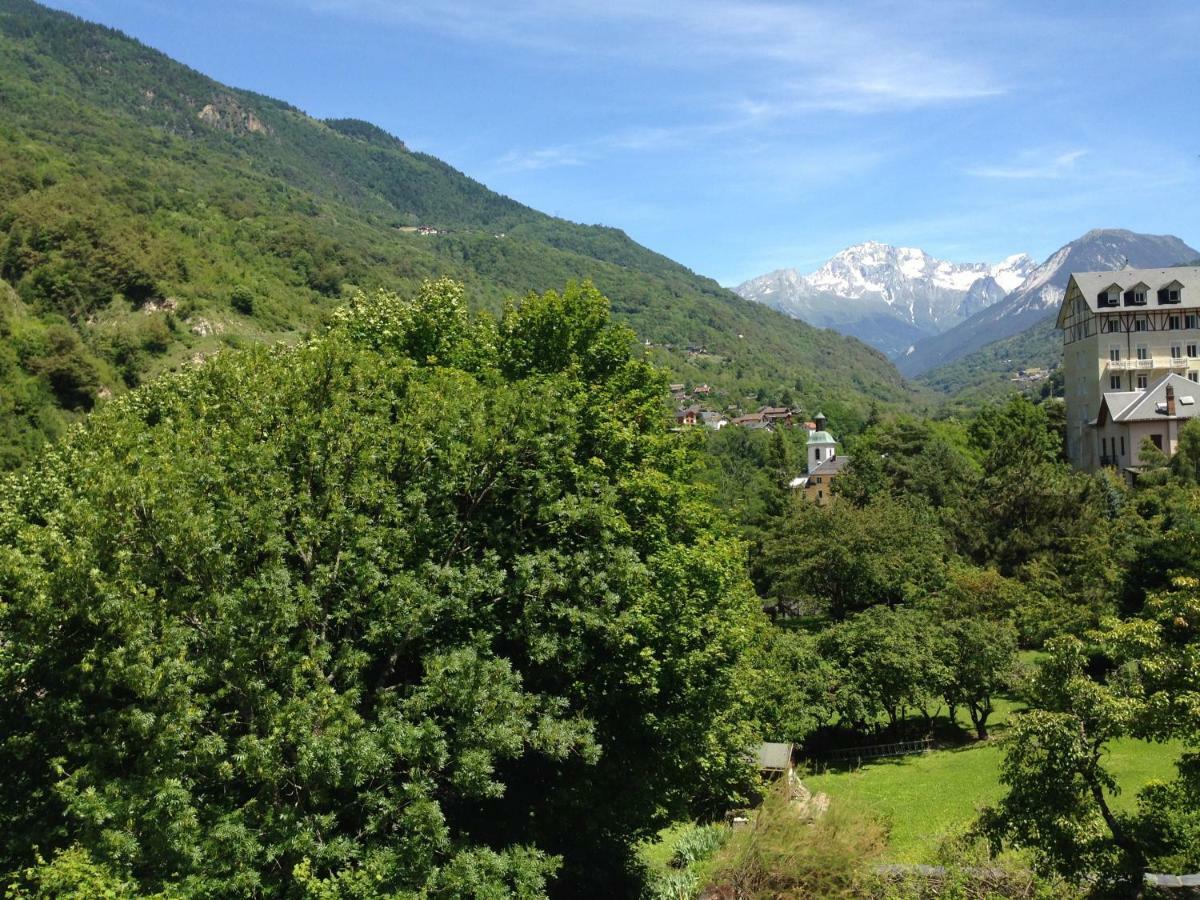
[760,242,1033,311]
[733,242,1035,357]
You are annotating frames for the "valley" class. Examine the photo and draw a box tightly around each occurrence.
[1,1,1199,898]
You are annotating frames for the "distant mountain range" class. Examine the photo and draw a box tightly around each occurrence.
[735,243,1035,358]
[899,229,1200,377]
[736,230,1200,386]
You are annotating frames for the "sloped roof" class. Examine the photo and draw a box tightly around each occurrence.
[1067,266,1200,314]
[1099,373,1200,424]
[807,430,836,444]
[808,455,851,477]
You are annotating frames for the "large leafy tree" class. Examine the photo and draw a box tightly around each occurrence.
[757,494,947,619]
[0,279,765,897]
[818,606,948,732]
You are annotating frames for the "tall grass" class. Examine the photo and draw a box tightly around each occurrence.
[702,781,888,898]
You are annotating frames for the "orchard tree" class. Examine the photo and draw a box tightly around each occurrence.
[819,606,947,731]
[979,637,1143,885]
[982,578,1200,885]
[939,617,1017,740]
[0,279,766,897]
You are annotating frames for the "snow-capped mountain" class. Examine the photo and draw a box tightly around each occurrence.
[898,229,1200,377]
[735,242,1034,358]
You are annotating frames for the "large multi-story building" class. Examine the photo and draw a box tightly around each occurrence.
[1058,266,1200,472]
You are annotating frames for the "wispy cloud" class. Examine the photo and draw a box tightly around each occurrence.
[967,149,1089,180]
[301,0,1007,115]
[495,146,587,172]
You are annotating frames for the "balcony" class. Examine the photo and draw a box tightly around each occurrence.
[1105,357,1185,372]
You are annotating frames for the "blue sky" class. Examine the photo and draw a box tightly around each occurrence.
[42,0,1200,285]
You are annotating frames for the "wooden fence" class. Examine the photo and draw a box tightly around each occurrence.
[824,736,933,763]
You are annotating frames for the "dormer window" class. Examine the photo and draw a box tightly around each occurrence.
[1099,285,1123,307]
[1124,282,1150,306]
[1158,280,1184,304]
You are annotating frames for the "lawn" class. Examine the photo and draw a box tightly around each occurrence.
[804,729,1183,863]
[643,650,1185,871]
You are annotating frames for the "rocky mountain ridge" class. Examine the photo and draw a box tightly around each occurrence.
[899,229,1200,377]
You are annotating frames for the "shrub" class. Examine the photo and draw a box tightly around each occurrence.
[229,284,254,315]
[703,781,888,899]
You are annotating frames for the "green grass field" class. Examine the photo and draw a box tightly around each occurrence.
[804,691,1184,863]
[642,650,1184,873]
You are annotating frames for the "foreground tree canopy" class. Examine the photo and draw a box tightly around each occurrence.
[0,279,766,897]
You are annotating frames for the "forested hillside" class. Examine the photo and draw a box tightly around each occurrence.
[918,315,1060,405]
[0,0,917,469]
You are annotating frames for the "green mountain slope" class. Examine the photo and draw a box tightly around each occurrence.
[917,313,1060,404]
[0,0,919,468]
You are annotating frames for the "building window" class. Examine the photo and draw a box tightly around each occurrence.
[1170,289,1182,302]
[1137,374,1149,389]
[1135,318,1148,332]
[1188,314,1198,329]
[1152,434,1164,450]
[1121,436,1126,456]
[1109,374,1122,389]
[1172,344,1183,359]
[1103,318,1119,333]
[1170,315,1182,330]
[1109,346,1121,361]
[1190,343,1199,358]
[1136,345,1149,360]
[1191,372,1199,383]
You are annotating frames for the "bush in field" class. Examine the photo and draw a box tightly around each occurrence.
[704,782,888,899]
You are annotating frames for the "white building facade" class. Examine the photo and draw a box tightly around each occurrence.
[1058,266,1200,471]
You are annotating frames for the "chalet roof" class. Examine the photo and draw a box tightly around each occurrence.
[1062,266,1200,318]
[1099,373,1200,424]
[731,414,767,427]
